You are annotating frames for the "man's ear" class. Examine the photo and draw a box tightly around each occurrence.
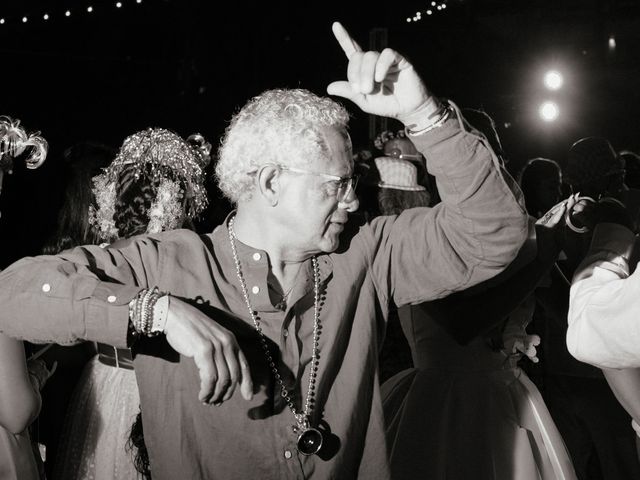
[256,164,281,207]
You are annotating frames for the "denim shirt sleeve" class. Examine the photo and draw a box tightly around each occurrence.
[0,234,164,347]
[365,102,529,308]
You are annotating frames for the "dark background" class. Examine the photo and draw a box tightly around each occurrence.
[1,0,640,266]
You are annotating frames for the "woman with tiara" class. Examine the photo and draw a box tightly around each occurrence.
[52,128,211,480]
[0,116,51,480]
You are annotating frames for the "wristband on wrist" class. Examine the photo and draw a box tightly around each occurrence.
[151,294,170,335]
[406,102,453,136]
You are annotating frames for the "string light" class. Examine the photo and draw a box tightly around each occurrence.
[406,1,449,23]
[0,1,146,26]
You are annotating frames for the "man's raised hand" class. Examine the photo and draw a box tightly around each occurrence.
[163,297,253,405]
[327,21,436,124]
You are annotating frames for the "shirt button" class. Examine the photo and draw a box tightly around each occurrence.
[284,449,292,459]
[283,330,288,338]
[107,295,117,303]
[42,283,51,293]
[252,252,261,261]
[251,286,260,295]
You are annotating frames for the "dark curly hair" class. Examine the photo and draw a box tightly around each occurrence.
[377,188,431,215]
[127,411,152,478]
[42,142,115,254]
[112,163,192,239]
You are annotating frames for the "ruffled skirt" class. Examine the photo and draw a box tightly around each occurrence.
[382,366,577,480]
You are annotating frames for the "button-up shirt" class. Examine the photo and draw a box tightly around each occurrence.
[568,223,639,368]
[0,108,528,479]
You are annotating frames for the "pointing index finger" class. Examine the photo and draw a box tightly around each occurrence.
[332,21,362,59]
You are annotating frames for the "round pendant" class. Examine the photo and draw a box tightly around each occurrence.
[297,427,323,456]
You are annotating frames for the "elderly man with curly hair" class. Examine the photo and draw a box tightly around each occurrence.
[0,23,527,479]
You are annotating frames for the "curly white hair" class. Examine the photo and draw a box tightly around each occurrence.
[216,88,351,204]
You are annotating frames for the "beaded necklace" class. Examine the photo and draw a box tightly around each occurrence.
[228,216,323,455]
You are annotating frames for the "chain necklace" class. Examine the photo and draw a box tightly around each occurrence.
[228,216,323,456]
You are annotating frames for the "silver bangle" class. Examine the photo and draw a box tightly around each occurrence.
[565,195,596,234]
[406,104,453,136]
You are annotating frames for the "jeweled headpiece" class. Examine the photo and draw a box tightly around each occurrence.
[89,128,211,241]
[0,115,48,172]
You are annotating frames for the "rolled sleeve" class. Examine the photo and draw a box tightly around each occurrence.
[0,235,161,346]
[370,102,528,306]
[568,223,640,368]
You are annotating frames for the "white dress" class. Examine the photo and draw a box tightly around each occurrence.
[53,353,141,480]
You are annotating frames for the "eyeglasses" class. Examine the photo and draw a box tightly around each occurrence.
[278,165,359,203]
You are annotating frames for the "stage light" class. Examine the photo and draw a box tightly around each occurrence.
[609,35,616,49]
[87,6,93,13]
[539,101,559,122]
[43,13,49,20]
[65,10,71,17]
[116,2,122,7]
[543,70,563,90]
[0,19,5,25]
[427,10,432,15]
[22,16,27,23]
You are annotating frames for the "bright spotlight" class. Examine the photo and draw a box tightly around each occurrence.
[609,35,616,49]
[544,70,563,90]
[539,101,560,122]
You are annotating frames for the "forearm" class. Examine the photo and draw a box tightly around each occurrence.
[602,367,640,422]
[409,102,528,290]
[0,335,41,433]
[0,233,165,345]
[0,256,139,346]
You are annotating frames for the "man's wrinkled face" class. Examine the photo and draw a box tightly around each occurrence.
[278,127,359,255]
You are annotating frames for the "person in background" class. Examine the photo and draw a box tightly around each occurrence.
[0,23,528,478]
[546,138,640,480]
[53,128,210,480]
[37,142,116,478]
[380,114,577,480]
[372,131,430,382]
[0,115,52,480]
[564,137,640,233]
[618,149,640,191]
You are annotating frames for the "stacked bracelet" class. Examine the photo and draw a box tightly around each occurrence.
[128,287,169,337]
[406,102,453,136]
